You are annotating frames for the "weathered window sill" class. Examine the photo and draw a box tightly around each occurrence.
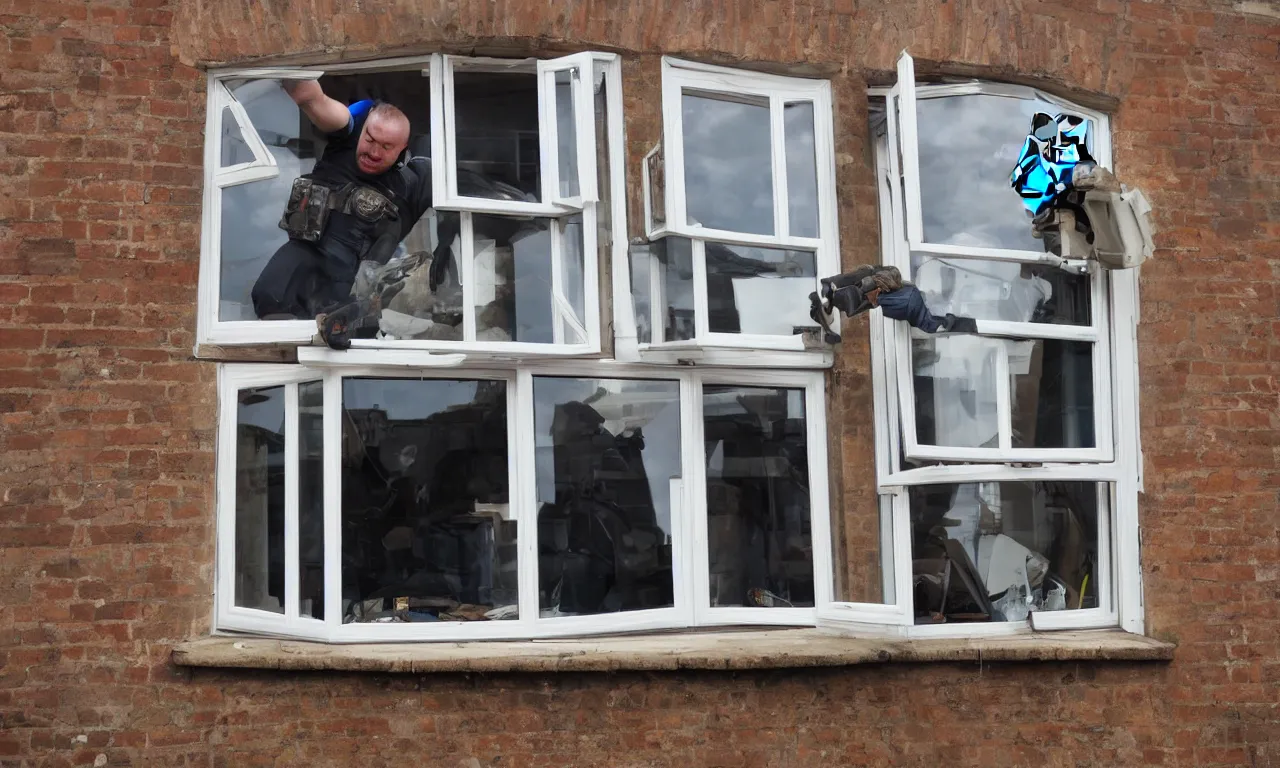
[172,628,1173,674]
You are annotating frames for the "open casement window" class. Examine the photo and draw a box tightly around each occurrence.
[819,53,1145,638]
[622,58,839,366]
[197,54,618,357]
[430,53,598,215]
[213,362,837,641]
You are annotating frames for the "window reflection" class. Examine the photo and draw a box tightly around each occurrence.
[340,378,516,623]
[471,215,558,343]
[913,336,1002,449]
[705,243,816,336]
[534,377,680,616]
[554,69,579,198]
[298,381,325,620]
[783,101,819,238]
[235,386,286,614]
[1010,340,1095,449]
[682,91,774,235]
[911,255,1091,326]
[910,481,1099,623]
[704,386,813,608]
[915,94,1094,250]
[453,71,541,201]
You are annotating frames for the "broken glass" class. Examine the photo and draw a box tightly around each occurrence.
[234,385,285,614]
[912,335,1002,449]
[909,481,1100,623]
[534,377,680,616]
[682,90,774,235]
[910,255,1092,326]
[704,243,817,336]
[783,101,820,238]
[914,94,1095,250]
[704,385,814,608]
[453,70,542,202]
[298,381,325,620]
[340,378,517,624]
[220,105,255,167]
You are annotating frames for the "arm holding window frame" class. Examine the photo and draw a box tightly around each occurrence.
[281,80,351,135]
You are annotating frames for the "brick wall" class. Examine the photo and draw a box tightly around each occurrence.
[1,0,1277,765]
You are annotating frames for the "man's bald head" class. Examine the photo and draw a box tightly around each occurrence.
[356,102,411,176]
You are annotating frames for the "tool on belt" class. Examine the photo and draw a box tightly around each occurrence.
[279,178,399,242]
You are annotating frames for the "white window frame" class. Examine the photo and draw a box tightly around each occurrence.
[196,54,617,358]
[214,360,834,642]
[816,53,1144,639]
[619,57,840,366]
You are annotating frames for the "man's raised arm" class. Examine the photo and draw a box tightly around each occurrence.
[282,80,351,134]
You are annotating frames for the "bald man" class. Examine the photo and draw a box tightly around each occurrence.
[251,80,435,319]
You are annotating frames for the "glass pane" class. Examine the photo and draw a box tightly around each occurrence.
[909,481,1101,623]
[453,70,541,202]
[377,210,465,341]
[235,385,285,613]
[554,69,579,198]
[340,378,517,624]
[472,215,559,343]
[629,243,654,345]
[534,377,680,616]
[220,105,255,167]
[560,215,587,345]
[705,243,817,336]
[1010,339,1095,449]
[913,335,1001,449]
[298,381,325,620]
[911,254,1092,325]
[682,91,774,235]
[914,94,1095,250]
[783,101,819,238]
[704,386,813,608]
[218,80,313,321]
[643,237,695,342]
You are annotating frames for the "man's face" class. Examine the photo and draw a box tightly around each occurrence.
[356,115,409,176]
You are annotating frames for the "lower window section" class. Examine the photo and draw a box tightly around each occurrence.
[705,385,814,608]
[534,377,680,616]
[340,378,518,623]
[909,481,1101,624]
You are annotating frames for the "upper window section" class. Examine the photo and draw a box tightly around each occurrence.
[626,59,840,365]
[647,58,837,248]
[198,54,617,355]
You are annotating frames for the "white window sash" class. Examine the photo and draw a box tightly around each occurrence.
[214,364,327,640]
[537,52,599,208]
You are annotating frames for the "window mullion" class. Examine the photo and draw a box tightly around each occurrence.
[995,340,1013,451]
[321,372,343,637]
[681,373,708,625]
[805,376,834,607]
[514,370,539,632]
[769,94,790,240]
[283,383,300,622]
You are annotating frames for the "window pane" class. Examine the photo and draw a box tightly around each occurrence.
[909,481,1101,623]
[704,385,813,608]
[560,215,587,345]
[472,215,560,343]
[682,91,774,235]
[914,94,1096,250]
[911,255,1092,326]
[340,378,517,623]
[298,381,325,620]
[913,336,1001,448]
[453,70,541,202]
[220,105,254,167]
[554,69,579,198]
[1010,339,1095,449]
[377,211,465,341]
[705,243,817,336]
[632,237,695,343]
[235,385,285,614]
[218,80,313,322]
[534,377,680,616]
[783,101,820,238]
